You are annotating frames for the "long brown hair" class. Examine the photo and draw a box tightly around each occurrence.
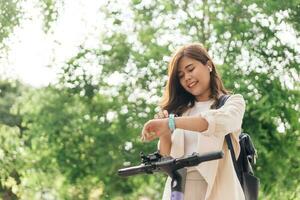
[159,42,232,116]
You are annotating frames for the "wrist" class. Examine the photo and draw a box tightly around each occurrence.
[159,118,172,138]
[168,113,176,133]
[160,131,171,140]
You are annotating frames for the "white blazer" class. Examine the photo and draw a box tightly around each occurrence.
[158,94,246,200]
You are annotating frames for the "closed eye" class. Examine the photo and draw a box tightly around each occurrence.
[178,66,194,79]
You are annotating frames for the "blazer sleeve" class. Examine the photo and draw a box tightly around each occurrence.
[199,94,246,137]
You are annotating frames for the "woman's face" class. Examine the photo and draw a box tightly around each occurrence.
[177,56,211,99]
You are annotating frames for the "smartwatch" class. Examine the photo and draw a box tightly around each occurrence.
[168,113,176,133]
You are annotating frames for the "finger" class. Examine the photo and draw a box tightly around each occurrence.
[146,131,157,141]
[143,130,150,139]
[144,131,152,139]
[149,131,156,137]
[141,134,148,142]
[142,129,150,141]
[163,110,169,117]
[141,128,147,141]
[147,134,156,141]
[144,132,152,141]
[140,133,145,141]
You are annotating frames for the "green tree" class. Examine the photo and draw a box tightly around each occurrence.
[0,0,299,199]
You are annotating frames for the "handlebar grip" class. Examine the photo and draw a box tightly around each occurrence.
[174,151,224,169]
[118,164,154,177]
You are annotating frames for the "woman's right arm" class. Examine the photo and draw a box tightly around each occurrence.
[155,110,172,156]
[158,134,172,156]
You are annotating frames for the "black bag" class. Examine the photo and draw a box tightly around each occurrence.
[217,94,260,200]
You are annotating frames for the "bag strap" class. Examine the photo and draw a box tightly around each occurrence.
[217,94,242,182]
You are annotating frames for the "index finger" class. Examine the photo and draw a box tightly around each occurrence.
[163,110,169,117]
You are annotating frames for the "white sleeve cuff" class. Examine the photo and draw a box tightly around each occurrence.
[200,111,216,137]
[198,94,246,137]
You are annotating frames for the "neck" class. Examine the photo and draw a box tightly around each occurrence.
[195,89,212,102]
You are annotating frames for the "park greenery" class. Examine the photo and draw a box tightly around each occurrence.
[0,0,299,199]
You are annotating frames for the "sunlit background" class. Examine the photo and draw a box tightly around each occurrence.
[2,1,299,88]
[0,0,299,199]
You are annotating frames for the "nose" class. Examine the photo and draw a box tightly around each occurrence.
[184,74,192,83]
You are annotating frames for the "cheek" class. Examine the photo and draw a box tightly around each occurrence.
[195,69,210,81]
[198,77,210,87]
[193,73,211,89]
[193,68,204,77]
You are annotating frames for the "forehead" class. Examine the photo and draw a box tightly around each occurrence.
[177,56,197,72]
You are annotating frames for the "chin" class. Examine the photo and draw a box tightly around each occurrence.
[188,89,202,96]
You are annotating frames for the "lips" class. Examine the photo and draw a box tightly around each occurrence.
[188,81,198,88]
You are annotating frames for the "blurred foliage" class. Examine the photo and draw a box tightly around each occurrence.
[0,0,21,47]
[0,0,300,200]
[0,0,61,50]
[38,0,62,32]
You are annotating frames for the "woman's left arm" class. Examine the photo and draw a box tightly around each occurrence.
[140,94,245,141]
[175,94,246,137]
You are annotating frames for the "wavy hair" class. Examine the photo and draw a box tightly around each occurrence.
[159,42,232,116]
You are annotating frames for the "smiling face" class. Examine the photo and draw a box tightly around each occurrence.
[161,43,230,115]
[177,56,212,101]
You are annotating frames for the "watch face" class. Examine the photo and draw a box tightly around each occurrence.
[168,115,176,132]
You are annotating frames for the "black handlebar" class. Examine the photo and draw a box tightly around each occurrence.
[118,151,224,177]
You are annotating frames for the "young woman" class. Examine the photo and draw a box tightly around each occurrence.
[140,43,246,200]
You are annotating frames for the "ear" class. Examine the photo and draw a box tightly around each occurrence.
[206,60,213,72]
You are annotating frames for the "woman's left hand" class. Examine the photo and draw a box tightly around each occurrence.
[140,118,171,142]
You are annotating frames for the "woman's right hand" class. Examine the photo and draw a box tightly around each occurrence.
[153,110,172,156]
[154,110,169,119]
